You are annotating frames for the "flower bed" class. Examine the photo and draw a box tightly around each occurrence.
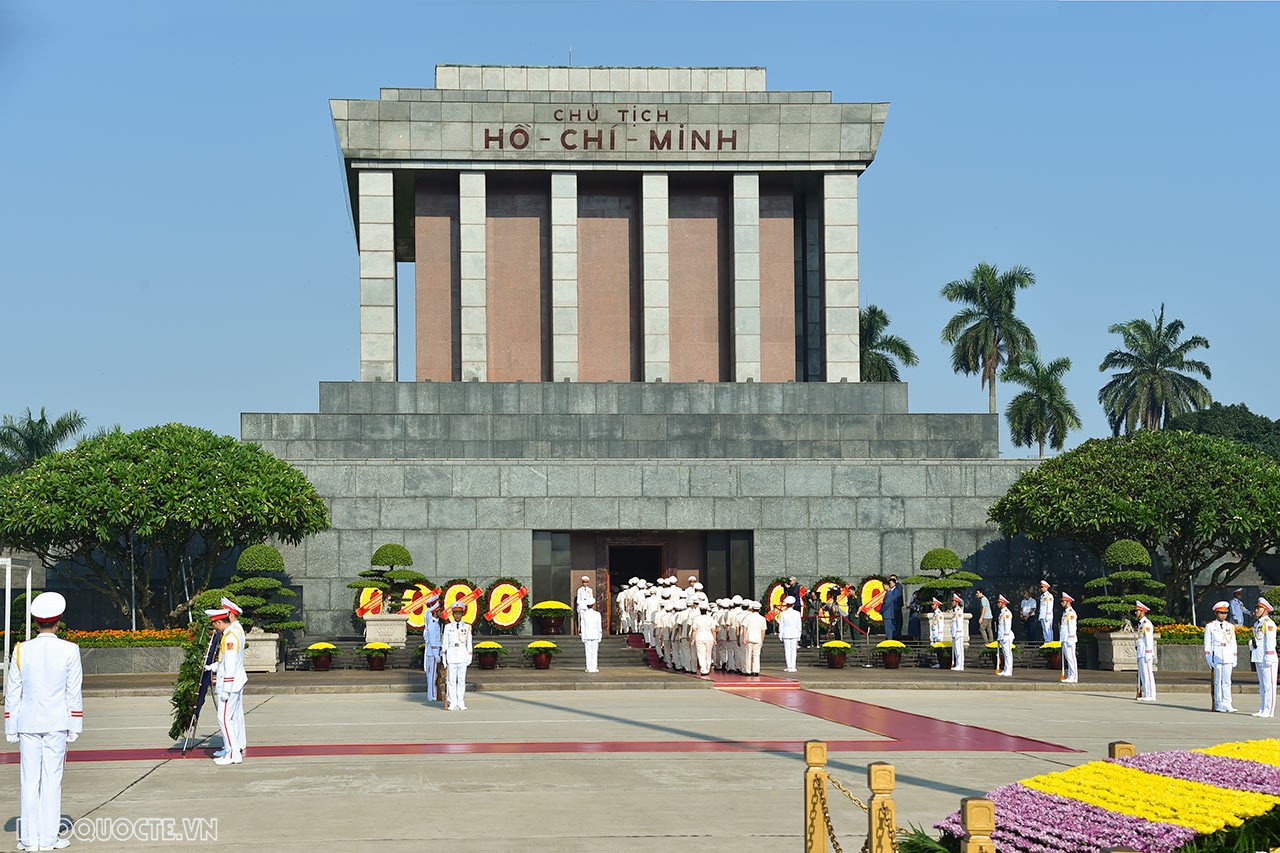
[908,738,1280,853]
[62,628,189,648]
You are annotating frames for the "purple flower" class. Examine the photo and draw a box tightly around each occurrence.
[935,783,1197,853]
[1116,750,1280,796]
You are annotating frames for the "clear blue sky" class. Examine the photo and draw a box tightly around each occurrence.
[3,1,1276,457]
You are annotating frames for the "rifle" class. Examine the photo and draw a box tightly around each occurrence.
[182,631,219,754]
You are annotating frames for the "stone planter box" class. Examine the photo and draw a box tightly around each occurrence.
[363,613,410,648]
[243,628,281,673]
[1158,643,1228,672]
[939,612,972,648]
[1096,631,1160,672]
[80,646,185,675]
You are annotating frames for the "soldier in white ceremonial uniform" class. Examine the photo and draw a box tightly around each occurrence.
[742,602,767,677]
[574,575,594,634]
[995,595,1015,677]
[1135,600,1157,702]
[580,596,603,673]
[949,593,966,671]
[441,602,473,710]
[205,604,247,765]
[927,598,945,667]
[1038,580,1055,643]
[1204,601,1238,713]
[778,596,802,673]
[1251,598,1277,717]
[215,597,248,761]
[422,592,443,702]
[690,603,716,676]
[1059,593,1079,683]
[5,592,82,852]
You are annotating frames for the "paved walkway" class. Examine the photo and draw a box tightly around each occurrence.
[3,663,1275,851]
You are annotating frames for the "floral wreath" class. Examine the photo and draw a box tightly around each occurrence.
[484,577,529,634]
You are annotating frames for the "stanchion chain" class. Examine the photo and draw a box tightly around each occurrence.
[828,774,900,853]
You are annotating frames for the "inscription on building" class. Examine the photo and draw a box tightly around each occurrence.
[481,104,742,154]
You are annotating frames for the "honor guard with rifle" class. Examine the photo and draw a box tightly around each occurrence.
[442,602,473,711]
[206,600,247,765]
[1135,601,1157,702]
[1204,601,1238,713]
[950,594,966,671]
[1059,593,1078,683]
[6,592,83,852]
[1252,598,1276,717]
[1038,580,1055,643]
[422,592,443,702]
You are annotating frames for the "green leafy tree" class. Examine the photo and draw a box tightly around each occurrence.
[989,430,1280,621]
[902,547,982,598]
[1080,540,1169,629]
[0,407,87,476]
[940,262,1038,415]
[1098,304,1212,435]
[349,544,429,616]
[0,423,331,628]
[209,544,305,635]
[1000,354,1082,458]
[859,304,918,382]
[1168,402,1280,463]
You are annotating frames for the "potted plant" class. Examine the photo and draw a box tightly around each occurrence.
[358,642,392,671]
[305,642,341,672]
[931,640,953,669]
[475,641,507,670]
[1040,641,1063,671]
[876,640,907,669]
[348,544,430,648]
[530,601,573,635]
[819,640,852,669]
[524,640,561,670]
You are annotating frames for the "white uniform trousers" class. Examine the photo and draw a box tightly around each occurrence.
[642,620,654,648]
[583,639,600,673]
[1258,661,1277,717]
[424,654,440,701]
[1062,640,1078,683]
[1210,662,1235,710]
[951,640,964,671]
[218,690,245,756]
[447,662,468,710]
[694,640,714,675]
[19,731,68,849]
[726,637,738,672]
[1138,656,1157,700]
[1039,617,1054,643]
[782,638,798,672]
[743,641,762,675]
[998,639,1013,676]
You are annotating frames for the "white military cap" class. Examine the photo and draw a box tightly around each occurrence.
[784,595,796,605]
[750,601,762,610]
[1212,601,1230,612]
[584,596,596,607]
[931,598,942,606]
[30,592,66,622]
[220,596,243,615]
[1134,600,1150,612]
[581,575,591,581]
[687,575,697,582]
[205,608,230,621]
[731,595,743,605]
[1259,598,1274,613]
[629,577,640,585]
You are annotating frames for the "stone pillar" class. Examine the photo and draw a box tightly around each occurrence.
[642,173,670,382]
[866,762,897,853]
[959,797,996,853]
[823,173,859,382]
[551,172,579,381]
[459,171,487,381]
[732,173,761,382]
[358,170,396,382]
[1108,741,1137,759]
[802,740,828,853]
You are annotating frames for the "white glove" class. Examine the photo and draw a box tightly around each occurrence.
[218,692,230,702]
[66,732,78,744]
[5,734,17,744]
[204,663,218,672]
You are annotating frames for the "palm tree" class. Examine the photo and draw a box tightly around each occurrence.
[1097,304,1212,434]
[859,304,919,382]
[0,407,88,475]
[940,262,1038,414]
[1001,354,1082,457]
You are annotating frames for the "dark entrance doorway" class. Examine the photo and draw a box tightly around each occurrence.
[607,545,664,593]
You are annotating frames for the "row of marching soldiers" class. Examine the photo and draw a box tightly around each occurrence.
[616,577,771,677]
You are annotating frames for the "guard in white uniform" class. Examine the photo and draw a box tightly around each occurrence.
[1203,601,1238,712]
[580,596,603,673]
[205,606,247,765]
[690,603,717,676]
[422,592,443,701]
[441,602,473,710]
[216,597,248,761]
[1038,580,1055,643]
[1251,598,1277,717]
[1059,592,1079,683]
[950,593,966,671]
[995,595,1014,677]
[575,575,594,634]
[5,592,82,853]
[927,598,945,668]
[778,596,802,673]
[742,602,767,676]
[1135,600,1157,702]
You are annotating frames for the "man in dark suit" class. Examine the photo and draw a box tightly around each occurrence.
[882,575,903,641]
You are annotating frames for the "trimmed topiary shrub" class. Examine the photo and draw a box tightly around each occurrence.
[1102,539,1152,568]
[348,544,429,617]
[1082,540,1169,628]
[904,548,981,598]
[920,548,963,572]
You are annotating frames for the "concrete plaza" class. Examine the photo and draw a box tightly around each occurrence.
[3,668,1273,852]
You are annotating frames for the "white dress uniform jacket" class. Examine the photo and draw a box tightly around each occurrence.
[996,608,1014,676]
[1060,605,1079,683]
[1252,615,1276,717]
[441,617,473,710]
[950,605,966,671]
[1136,615,1157,700]
[580,607,603,673]
[1039,591,1055,642]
